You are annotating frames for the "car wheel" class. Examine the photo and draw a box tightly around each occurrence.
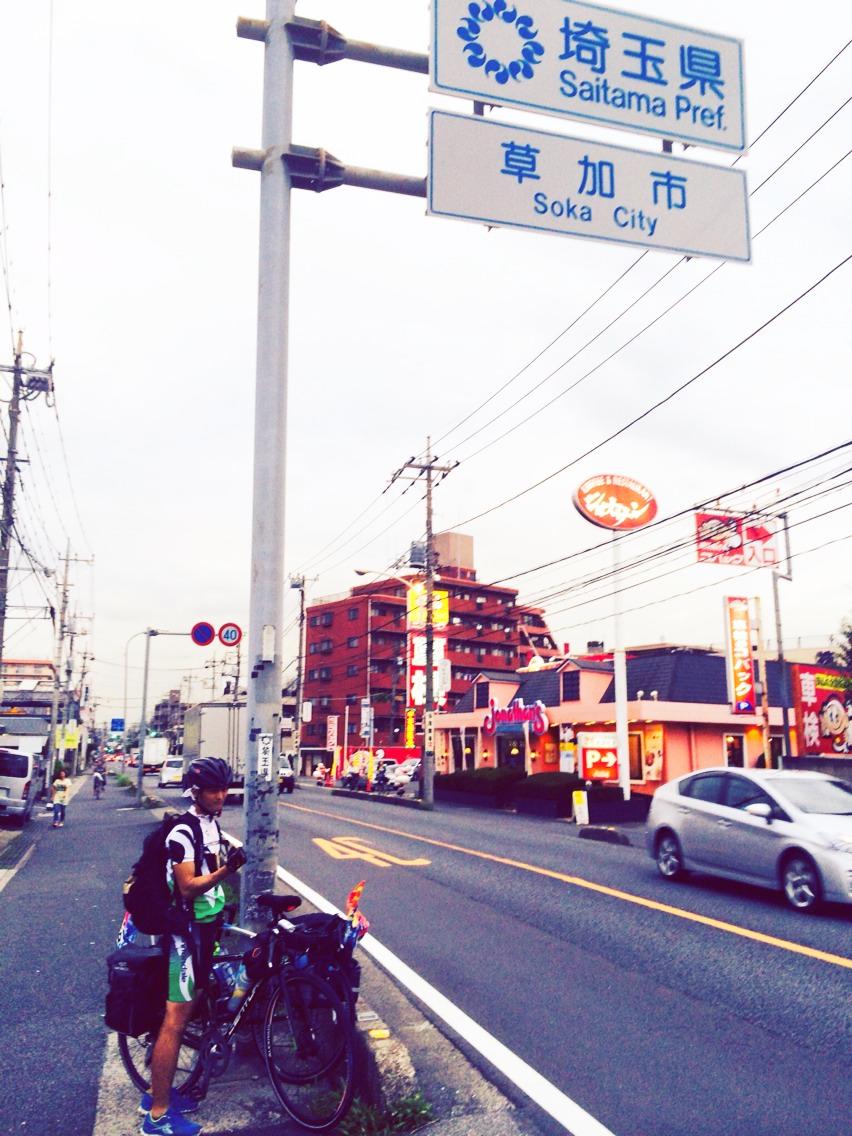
[781,852,821,912]
[655,831,685,880]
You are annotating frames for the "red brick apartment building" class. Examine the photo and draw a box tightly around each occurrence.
[301,533,559,756]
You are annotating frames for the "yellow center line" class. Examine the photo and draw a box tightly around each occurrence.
[282,800,852,970]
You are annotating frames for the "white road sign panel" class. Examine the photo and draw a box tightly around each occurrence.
[428,111,750,261]
[431,0,746,152]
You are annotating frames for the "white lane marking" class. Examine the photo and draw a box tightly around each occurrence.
[0,842,36,894]
[275,863,617,1136]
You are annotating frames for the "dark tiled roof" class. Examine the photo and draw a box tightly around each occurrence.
[599,651,794,707]
[0,716,51,735]
[567,658,614,673]
[516,670,562,707]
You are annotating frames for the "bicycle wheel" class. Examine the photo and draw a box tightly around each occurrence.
[263,972,355,1131]
[117,1000,212,1094]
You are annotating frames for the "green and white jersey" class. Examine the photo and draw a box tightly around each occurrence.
[166,809,225,923]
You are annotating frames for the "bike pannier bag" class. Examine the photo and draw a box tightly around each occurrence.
[105,945,167,1036]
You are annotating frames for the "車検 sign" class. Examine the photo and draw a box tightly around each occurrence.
[428,111,750,261]
[431,0,746,152]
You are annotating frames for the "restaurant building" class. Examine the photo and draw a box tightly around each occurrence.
[434,645,852,792]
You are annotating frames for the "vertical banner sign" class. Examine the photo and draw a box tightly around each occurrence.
[408,632,449,708]
[423,711,435,759]
[258,733,274,781]
[359,698,372,737]
[724,597,756,713]
[404,707,416,749]
[326,715,339,751]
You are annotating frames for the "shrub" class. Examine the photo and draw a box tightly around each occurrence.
[435,767,526,797]
[511,772,584,801]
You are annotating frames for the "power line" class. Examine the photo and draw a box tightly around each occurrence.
[448,251,852,532]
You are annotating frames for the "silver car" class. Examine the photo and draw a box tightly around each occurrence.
[646,767,852,912]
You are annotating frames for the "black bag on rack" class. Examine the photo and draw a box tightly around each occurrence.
[104,944,167,1037]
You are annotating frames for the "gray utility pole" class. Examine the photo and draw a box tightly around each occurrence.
[0,332,54,681]
[236,0,294,929]
[234,10,433,917]
[390,439,457,807]
[136,629,188,797]
[772,511,793,766]
[44,540,71,793]
[289,574,308,775]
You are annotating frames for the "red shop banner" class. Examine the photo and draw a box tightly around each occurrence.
[724,596,756,714]
[790,663,851,757]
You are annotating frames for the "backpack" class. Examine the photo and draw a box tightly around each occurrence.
[104,944,167,1036]
[122,811,212,936]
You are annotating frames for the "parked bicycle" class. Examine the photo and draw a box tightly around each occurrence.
[116,883,368,1131]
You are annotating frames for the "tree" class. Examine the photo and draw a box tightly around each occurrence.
[829,618,852,692]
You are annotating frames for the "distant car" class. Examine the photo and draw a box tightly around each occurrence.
[158,757,185,788]
[278,757,295,795]
[646,767,852,912]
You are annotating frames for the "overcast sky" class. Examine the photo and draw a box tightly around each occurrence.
[0,1,849,725]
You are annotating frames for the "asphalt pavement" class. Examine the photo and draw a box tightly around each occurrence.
[0,774,548,1136]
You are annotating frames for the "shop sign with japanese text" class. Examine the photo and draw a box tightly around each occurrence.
[695,511,779,567]
[573,473,658,530]
[429,111,749,261]
[326,715,339,750]
[576,730,619,780]
[406,583,450,630]
[431,0,746,151]
[791,664,851,757]
[407,632,449,708]
[724,596,756,714]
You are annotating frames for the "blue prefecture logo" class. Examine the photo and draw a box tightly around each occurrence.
[456,2,544,86]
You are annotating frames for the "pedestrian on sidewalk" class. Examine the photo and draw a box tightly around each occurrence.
[51,768,69,827]
[140,756,246,1136]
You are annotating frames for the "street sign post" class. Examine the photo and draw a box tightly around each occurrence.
[218,622,243,647]
[258,733,274,781]
[431,0,745,152]
[110,717,125,733]
[428,110,750,261]
[190,621,216,646]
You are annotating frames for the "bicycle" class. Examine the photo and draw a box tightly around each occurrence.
[117,883,368,1131]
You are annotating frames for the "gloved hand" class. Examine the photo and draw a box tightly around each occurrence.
[225,846,247,873]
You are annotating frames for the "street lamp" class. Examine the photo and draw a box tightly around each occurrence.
[130,629,190,798]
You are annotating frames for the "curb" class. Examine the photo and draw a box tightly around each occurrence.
[329,787,427,810]
[577,824,632,846]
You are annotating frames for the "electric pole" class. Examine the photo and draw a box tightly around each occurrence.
[0,332,54,681]
[289,573,313,774]
[44,541,71,793]
[389,438,457,807]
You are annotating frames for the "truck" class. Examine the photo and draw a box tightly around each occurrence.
[142,736,170,775]
[181,700,246,798]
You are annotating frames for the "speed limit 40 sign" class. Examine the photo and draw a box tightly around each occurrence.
[218,623,242,647]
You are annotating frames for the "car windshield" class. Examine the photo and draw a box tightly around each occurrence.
[771,777,852,815]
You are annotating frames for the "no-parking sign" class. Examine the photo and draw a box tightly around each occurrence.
[218,622,242,647]
[191,621,216,646]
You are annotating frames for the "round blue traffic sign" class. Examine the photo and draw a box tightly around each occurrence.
[191,621,216,646]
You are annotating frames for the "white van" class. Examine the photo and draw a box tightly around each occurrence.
[0,748,40,825]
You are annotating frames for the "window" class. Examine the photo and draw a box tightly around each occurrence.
[309,643,317,655]
[474,683,490,709]
[681,773,727,804]
[320,639,333,653]
[321,612,333,627]
[347,636,359,648]
[346,664,359,677]
[307,669,318,681]
[319,696,331,709]
[319,667,331,681]
[726,775,775,812]
[562,672,580,701]
[725,734,745,767]
[309,615,319,628]
[348,607,358,621]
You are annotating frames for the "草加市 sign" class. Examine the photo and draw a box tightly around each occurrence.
[573,474,657,530]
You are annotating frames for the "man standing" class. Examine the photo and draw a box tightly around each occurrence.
[140,757,245,1136]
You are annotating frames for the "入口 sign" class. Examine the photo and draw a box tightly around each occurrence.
[431,0,746,151]
[695,511,779,567]
[428,111,750,262]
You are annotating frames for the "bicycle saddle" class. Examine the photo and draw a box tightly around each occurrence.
[255,893,302,916]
